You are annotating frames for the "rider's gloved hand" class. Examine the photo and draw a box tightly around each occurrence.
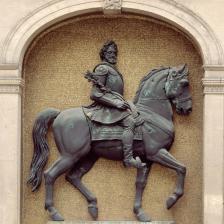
[115,100,130,110]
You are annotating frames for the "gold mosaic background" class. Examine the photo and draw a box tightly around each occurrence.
[22,15,203,224]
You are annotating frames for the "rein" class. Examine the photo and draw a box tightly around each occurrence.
[139,98,169,101]
[175,96,192,103]
[136,103,174,138]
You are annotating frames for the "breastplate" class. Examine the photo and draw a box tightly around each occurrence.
[105,65,124,95]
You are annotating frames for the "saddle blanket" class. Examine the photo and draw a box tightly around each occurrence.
[89,122,143,141]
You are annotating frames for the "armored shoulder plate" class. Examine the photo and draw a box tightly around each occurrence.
[94,64,109,76]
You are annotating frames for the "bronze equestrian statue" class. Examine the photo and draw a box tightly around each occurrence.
[28,41,192,222]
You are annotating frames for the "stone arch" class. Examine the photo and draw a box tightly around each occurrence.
[1,0,223,69]
[0,1,222,224]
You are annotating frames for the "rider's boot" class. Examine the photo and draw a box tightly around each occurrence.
[123,144,145,168]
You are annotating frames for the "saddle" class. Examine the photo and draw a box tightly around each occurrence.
[83,101,143,141]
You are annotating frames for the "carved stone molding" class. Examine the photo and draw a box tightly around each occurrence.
[0,78,24,94]
[103,0,122,14]
[1,0,102,65]
[203,65,224,71]
[0,0,223,66]
[202,78,224,94]
[122,0,224,65]
[47,221,175,224]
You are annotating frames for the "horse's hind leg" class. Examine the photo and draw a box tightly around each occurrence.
[44,155,78,221]
[134,163,152,222]
[150,148,186,209]
[65,153,99,219]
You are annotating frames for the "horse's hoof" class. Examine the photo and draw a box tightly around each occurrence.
[136,208,151,222]
[88,204,98,220]
[166,194,178,209]
[51,211,64,221]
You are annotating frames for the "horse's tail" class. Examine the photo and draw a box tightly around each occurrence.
[27,108,60,192]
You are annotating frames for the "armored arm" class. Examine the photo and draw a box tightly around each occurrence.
[90,85,122,107]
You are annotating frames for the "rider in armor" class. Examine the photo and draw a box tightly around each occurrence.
[84,40,145,169]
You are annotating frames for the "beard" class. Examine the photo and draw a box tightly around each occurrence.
[105,56,117,64]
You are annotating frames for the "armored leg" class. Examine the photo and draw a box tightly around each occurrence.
[121,116,145,168]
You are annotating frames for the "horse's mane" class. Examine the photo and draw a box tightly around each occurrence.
[133,67,168,104]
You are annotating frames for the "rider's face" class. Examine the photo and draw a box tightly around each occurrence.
[104,46,117,64]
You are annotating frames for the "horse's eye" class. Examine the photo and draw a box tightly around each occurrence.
[180,79,189,87]
[172,72,177,77]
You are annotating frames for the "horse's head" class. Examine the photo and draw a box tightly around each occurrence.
[165,64,192,115]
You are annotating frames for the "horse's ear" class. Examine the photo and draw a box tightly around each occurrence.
[179,64,188,76]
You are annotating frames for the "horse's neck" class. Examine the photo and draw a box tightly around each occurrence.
[136,70,173,121]
[137,100,173,121]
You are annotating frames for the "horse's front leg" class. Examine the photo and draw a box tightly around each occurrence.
[134,162,152,222]
[150,148,186,209]
[66,153,99,219]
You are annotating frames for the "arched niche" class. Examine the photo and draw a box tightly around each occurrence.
[1,1,222,224]
[22,14,203,224]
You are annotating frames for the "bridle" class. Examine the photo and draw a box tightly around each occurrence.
[175,96,192,104]
[165,68,191,104]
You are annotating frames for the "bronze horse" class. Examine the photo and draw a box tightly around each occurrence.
[28,64,192,222]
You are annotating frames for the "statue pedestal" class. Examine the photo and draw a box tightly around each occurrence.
[47,221,175,224]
